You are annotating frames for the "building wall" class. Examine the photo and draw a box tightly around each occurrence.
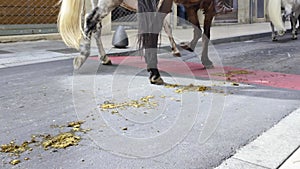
[175,0,269,25]
[0,0,113,35]
[237,0,269,24]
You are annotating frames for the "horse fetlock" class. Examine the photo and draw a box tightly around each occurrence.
[73,55,87,70]
[101,57,112,65]
[171,48,181,57]
[278,30,285,36]
[179,42,194,52]
[272,37,278,41]
[272,34,278,41]
[201,59,213,69]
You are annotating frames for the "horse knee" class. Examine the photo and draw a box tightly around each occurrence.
[194,28,202,39]
[80,45,91,56]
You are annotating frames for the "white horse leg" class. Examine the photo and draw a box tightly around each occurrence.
[91,0,97,9]
[73,7,95,70]
[162,18,181,57]
[77,0,123,69]
[94,1,123,65]
[94,23,112,65]
[73,0,99,69]
[74,25,93,70]
[270,22,278,41]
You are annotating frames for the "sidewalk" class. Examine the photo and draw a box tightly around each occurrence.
[0,22,299,169]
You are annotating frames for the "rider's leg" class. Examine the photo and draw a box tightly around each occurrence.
[214,0,233,14]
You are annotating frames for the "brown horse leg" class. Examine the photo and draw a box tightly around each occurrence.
[202,12,214,68]
[183,7,202,52]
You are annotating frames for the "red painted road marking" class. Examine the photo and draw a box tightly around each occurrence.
[89,56,300,91]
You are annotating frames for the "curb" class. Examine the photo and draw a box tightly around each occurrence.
[0,33,61,43]
[211,32,271,45]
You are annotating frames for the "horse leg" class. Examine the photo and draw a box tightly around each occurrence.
[163,17,181,57]
[184,7,202,52]
[270,22,278,41]
[94,22,112,65]
[73,19,94,70]
[296,13,300,35]
[75,0,122,68]
[73,0,99,69]
[291,14,298,40]
[201,12,214,68]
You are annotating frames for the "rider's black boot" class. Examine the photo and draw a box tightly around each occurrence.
[148,68,164,85]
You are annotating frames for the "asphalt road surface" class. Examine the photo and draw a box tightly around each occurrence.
[0,36,299,169]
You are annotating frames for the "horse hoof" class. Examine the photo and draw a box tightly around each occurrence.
[73,56,86,70]
[172,51,181,57]
[102,59,112,65]
[292,36,297,40]
[272,38,278,42]
[204,64,214,69]
[278,30,285,36]
[179,42,194,52]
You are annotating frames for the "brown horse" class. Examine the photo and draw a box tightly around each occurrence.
[58,0,216,84]
[138,0,215,84]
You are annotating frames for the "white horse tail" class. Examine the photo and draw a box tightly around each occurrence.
[58,0,84,49]
[268,0,286,34]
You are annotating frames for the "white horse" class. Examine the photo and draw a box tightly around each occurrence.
[58,0,181,70]
[268,0,300,40]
